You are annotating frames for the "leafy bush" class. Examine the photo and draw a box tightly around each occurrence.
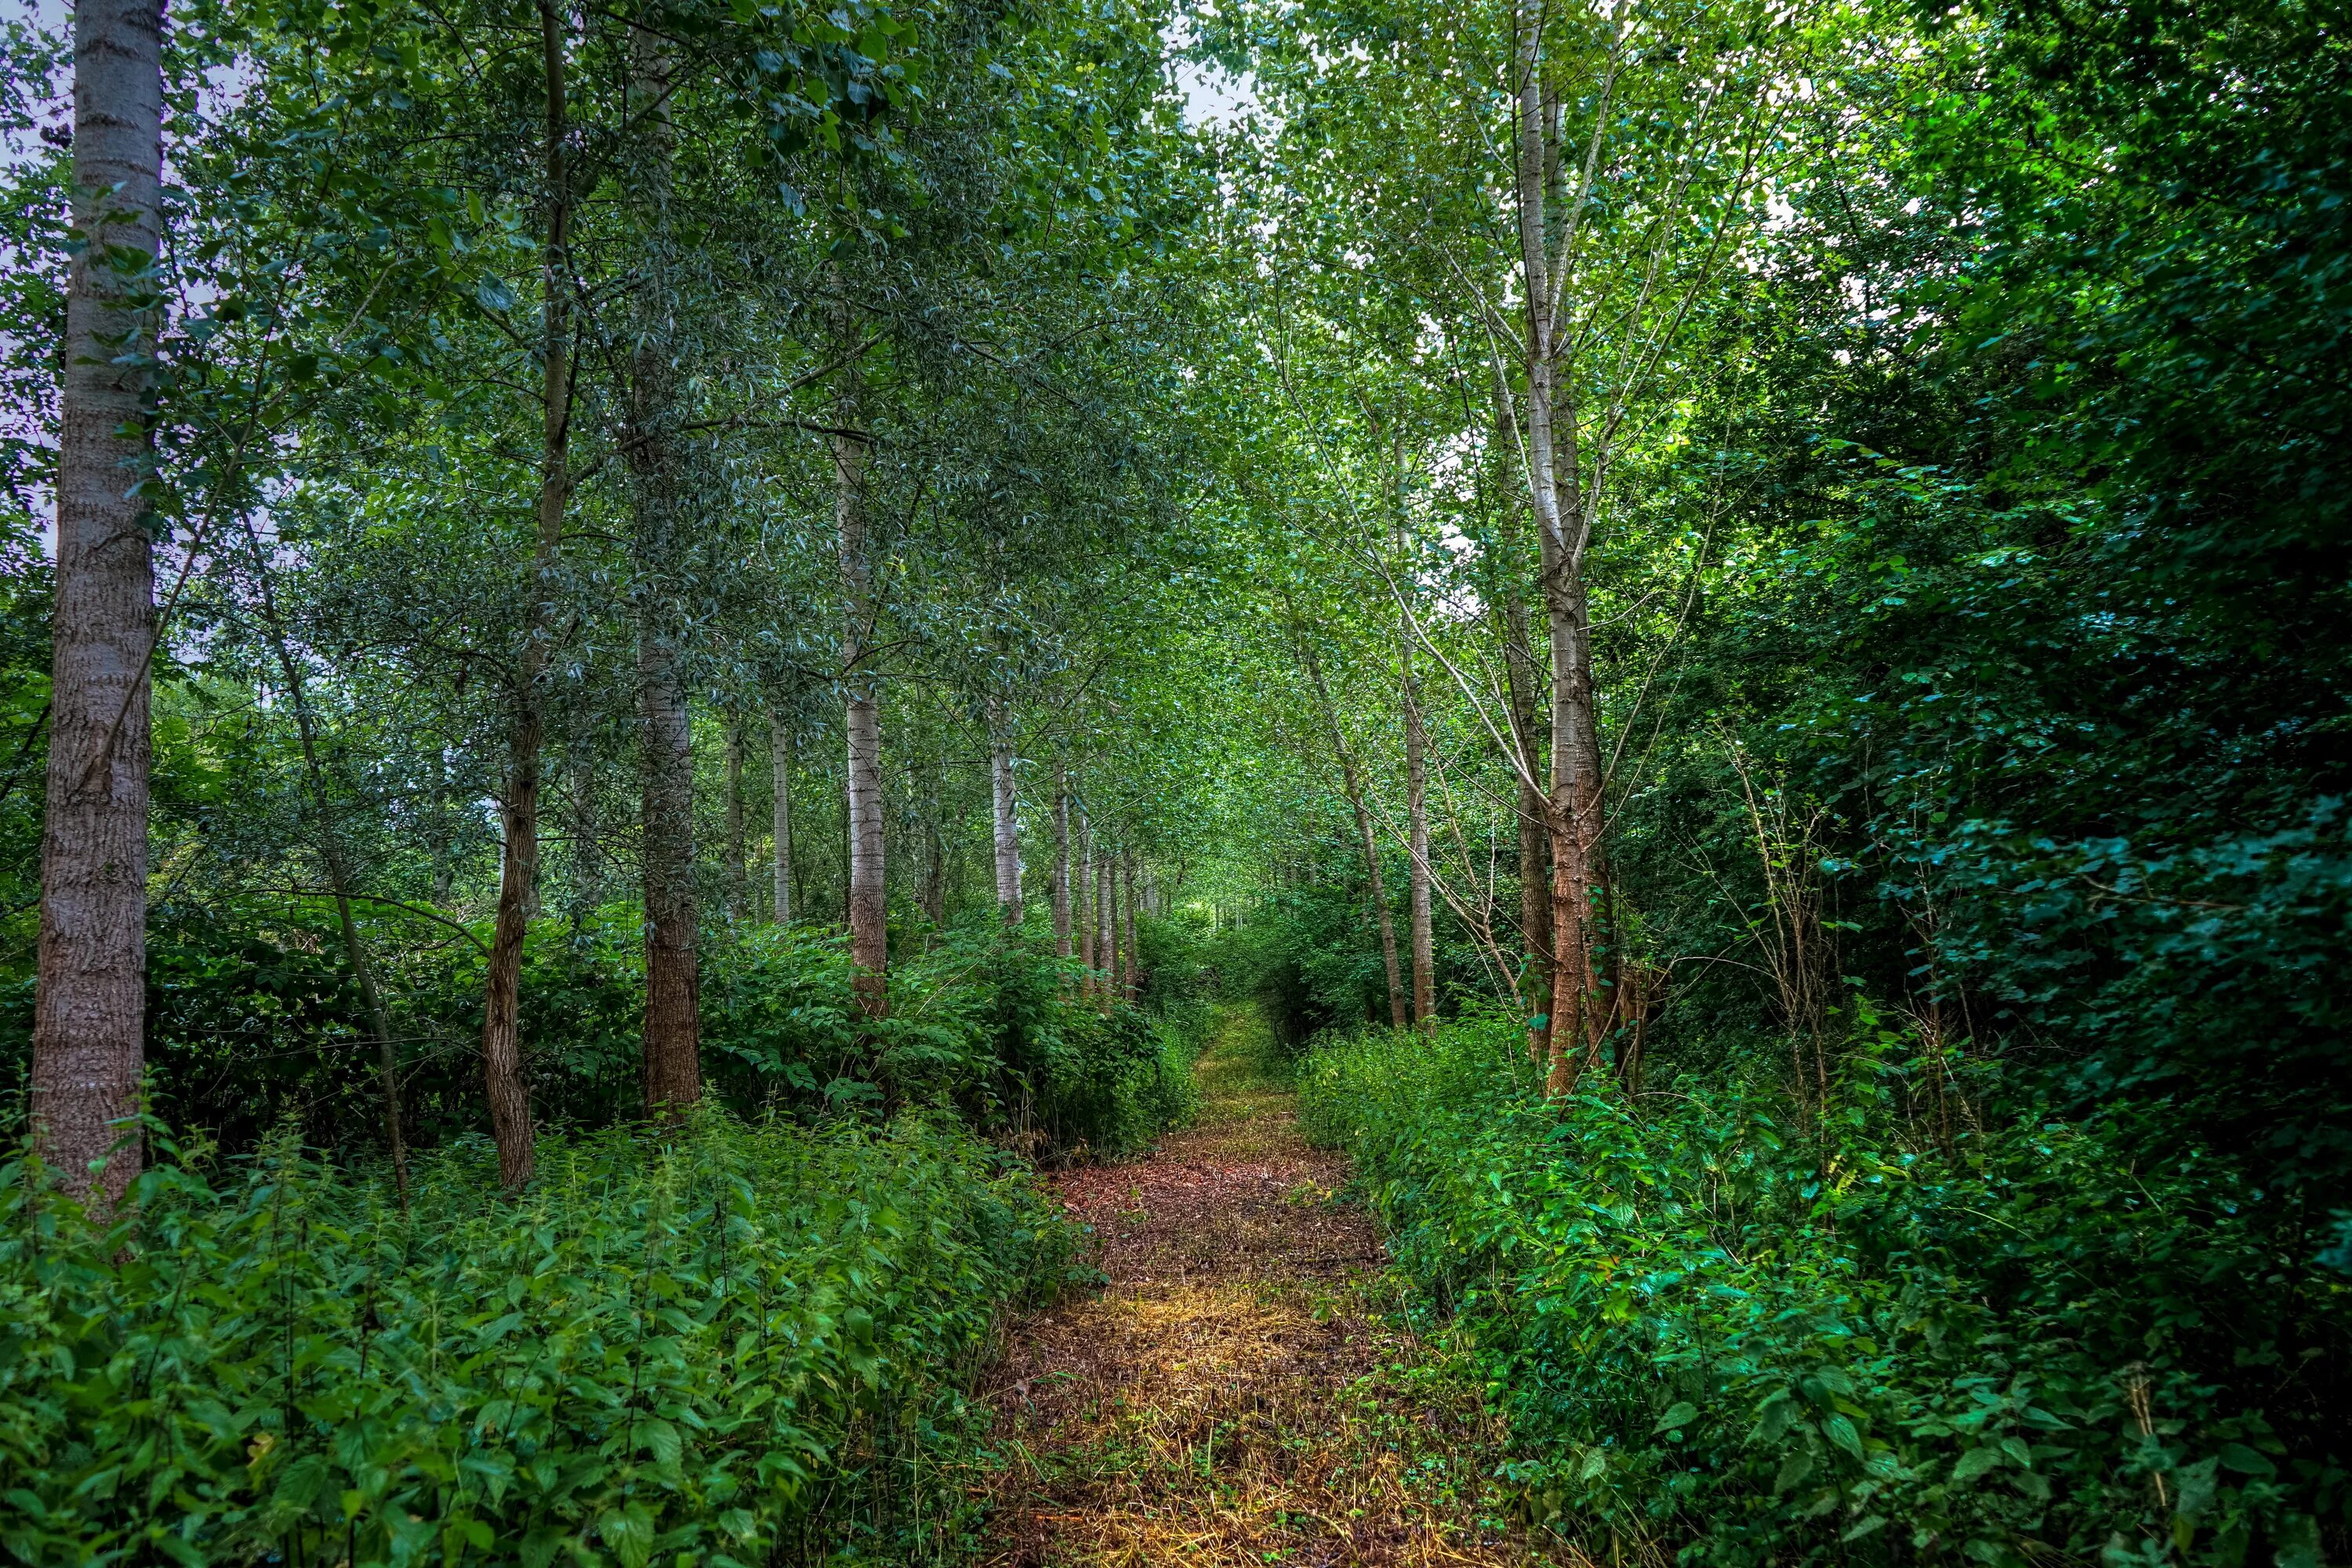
[0,1110,1078,1566]
[1301,1018,2350,1568]
[1,907,1196,1168]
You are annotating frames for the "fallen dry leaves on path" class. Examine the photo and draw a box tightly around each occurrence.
[977,1011,1580,1568]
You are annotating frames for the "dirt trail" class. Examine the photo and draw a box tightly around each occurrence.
[979,1008,1563,1567]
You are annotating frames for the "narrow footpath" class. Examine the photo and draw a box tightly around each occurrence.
[979,1008,1564,1567]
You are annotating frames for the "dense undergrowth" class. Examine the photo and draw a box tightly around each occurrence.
[0,921,1206,1565]
[0,911,1200,1170]
[1,1112,1080,1566]
[1300,1018,2349,1568]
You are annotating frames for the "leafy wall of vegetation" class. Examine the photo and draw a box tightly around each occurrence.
[1301,1019,2343,1568]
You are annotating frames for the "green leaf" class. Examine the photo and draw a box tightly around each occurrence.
[1824,1414,1865,1461]
[1951,1445,2005,1484]
[1653,1400,1699,1434]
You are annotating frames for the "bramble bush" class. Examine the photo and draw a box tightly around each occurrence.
[1301,1016,2349,1568]
[0,1110,1080,1566]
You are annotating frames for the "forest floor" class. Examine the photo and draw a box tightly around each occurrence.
[976,1007,1573,1567]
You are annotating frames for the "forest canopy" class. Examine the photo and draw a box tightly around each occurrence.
[1,0,2345,1561]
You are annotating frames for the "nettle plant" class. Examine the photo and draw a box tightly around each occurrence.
[0,1110,1080,1566]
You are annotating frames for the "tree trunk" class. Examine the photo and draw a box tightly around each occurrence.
[724,712,747,924]
[34,0,165,1208]
[627,22,699,1119]
[1076,806,1095,987]
[637,636,701,1116]
[770,714,793,923]
[835,292,886,1021]
[1095,845,1116,1006]
[1051,771,1072,956]
[471,0,576,1189]
[1511,5,1609,1094]
[1129,860,1148,1006]
[988,696,1022,921]
[1400,610,1436,1032]
[1297,637,1406,1029]
[1489,380,1553,1059]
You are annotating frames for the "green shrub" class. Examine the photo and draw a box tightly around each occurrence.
[0,1110,1078,1566]
[1301,1018,2349,1568]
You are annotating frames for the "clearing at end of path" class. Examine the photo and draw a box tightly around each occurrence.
[978,1007,1575,1567]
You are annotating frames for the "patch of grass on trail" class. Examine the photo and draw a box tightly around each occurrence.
[974,1006,1571,1567]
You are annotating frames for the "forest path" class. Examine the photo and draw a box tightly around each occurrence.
[977,1007,1563,1567]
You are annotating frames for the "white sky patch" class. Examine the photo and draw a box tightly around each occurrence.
[1163,13,1261,131]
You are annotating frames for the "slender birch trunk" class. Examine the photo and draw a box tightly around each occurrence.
[723,712,747,924]
[625,22,700,1118]
[1512,3,1609,1094]
[1492,383,1552,1058]
[770,714,793,923]
[1400,597,1436,1033]
[834,289,886,1021]
[1120,854,1140,1004]
[1094,846,1116,1007]
[988,696,1022,921]
[1076,806,1095,986]
[1051,773,1072,956]
[32,0,166,1206]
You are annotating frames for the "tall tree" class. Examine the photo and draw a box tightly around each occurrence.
[31,0,166,1204]
[626,21,699,1117]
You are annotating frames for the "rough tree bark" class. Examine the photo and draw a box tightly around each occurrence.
[32,0,166,1207]
[627,22,699,1119]
[769,713,793,923]
[988,696,1022,921]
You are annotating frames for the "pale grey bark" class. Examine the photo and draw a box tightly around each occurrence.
[31,0,166,1206]
[834,292,885,1018]
[1051,774,1073,956]
[988,697,1022,920]
[770,714,793,923]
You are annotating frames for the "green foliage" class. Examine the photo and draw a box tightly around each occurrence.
[0,1110,1078,1566]
[1301,1019,2350,1568]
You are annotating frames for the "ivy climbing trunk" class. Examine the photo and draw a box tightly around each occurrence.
[32,0,165,1207]
[627,23,699,1119]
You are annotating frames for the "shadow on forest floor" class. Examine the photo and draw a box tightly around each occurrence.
[975,1006,1578,1567]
